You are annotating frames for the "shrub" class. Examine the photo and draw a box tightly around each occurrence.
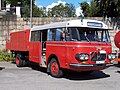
[0,50,13,62]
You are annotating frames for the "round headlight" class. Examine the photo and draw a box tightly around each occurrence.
[75,53,89,61]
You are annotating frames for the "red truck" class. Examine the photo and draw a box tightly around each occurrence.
[6,19,115,77]
[114,30,120,64]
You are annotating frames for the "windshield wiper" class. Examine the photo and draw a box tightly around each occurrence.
[85,36,90,42]
[81,32,90,42]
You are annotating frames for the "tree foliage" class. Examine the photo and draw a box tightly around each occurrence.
[5,0,21,6]
[5,0,120,18]
[95,0,120,17]
[5,0,75,17]
[49,3,76,17]
[5,0,45,17]
[80,1,101,17]
[80,2,89,17]
[80,0,120,17]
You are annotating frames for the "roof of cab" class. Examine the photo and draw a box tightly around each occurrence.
[31,19,108,31]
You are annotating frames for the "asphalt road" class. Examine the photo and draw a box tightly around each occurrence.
[0,62,120,90]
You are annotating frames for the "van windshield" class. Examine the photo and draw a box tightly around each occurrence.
[66,27,110,43]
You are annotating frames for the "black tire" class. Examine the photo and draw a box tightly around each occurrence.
[15,54,26,67]
[49,58,63,78]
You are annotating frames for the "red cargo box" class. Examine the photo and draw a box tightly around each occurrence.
[6,29,30,51]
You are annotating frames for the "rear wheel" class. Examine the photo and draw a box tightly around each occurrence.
[15,54,26,67]
[49,58,63,78]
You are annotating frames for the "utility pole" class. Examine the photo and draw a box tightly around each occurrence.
[30,0,32,29]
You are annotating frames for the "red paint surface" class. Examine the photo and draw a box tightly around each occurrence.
[6,29,30,51]
[114,31,120,49]
[6,30,112,71]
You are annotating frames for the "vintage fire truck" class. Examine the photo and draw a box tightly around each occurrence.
[114,30,120,64]
[6,19,115,77]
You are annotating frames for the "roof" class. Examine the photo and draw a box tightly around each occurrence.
[31,19,108,31]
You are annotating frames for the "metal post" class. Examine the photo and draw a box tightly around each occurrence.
[30,0,32,29]
[0,0,1,10]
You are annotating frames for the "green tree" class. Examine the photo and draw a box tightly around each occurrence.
[5,0,21,6]
[94,0,120,17]
[33,6,47,17]
[49,3,75,17]
[64,3,76,17]
[80,2,89,17]
[5,0,46,17]
[80,0,120,17]
[89,1,100,17]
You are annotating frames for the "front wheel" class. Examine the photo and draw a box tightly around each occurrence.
[49,58,63,78]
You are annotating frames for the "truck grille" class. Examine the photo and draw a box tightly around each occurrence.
[91,52,106,61]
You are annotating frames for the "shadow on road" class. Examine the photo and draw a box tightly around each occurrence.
[12,61,110,80]
[0,67,5,70]
[115,71,120,74]
[114,64,120,74]
[62,70,110,81]
[114,64,120,68]
[26,62,48,73]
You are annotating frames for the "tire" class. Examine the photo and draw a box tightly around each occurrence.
[15,54,25,67]
[49,58,63,78]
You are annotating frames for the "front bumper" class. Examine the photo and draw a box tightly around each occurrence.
[69,63,113,68]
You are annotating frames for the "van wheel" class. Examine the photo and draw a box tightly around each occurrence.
[15,54,24,67]
[49,58,63,78]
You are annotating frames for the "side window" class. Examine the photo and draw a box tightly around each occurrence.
[48,30,52,41]
[66,28,79,41]
[31,31,40,41]
[48,29,56,41]
[56,28,64,41]
[48,28,64,41]
[31,31,35,41]
[71,28,79,40]
[56,29,61,41]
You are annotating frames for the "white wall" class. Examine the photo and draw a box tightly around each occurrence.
[16,6,21,17]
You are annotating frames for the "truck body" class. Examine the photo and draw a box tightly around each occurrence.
[6,30,30,51]
[6,19,115,77]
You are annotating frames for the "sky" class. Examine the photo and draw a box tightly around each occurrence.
[35,0,91,16]
[35,0,91,8]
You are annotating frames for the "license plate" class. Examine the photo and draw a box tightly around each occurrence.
[96,61,105,64]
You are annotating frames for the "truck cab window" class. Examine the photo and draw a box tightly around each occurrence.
[48,28,64,41]
[66,28,79,41]
[48,29,56,41]
[56,28,64,41]
[31,31,40,41]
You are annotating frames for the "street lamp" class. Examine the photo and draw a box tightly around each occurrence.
[30,0,32,29]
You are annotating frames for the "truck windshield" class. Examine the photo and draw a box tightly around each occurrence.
[66,27,110,43]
